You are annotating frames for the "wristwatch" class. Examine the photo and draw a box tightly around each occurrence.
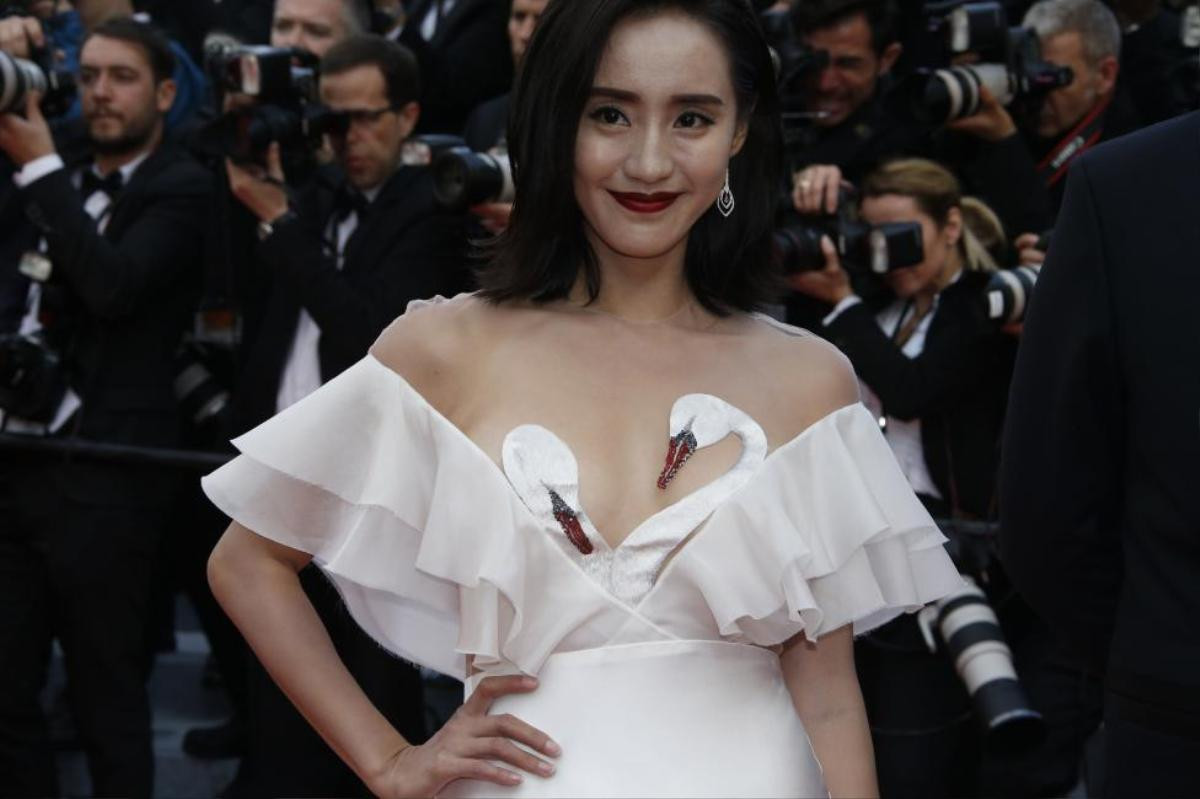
[256,209,297,242]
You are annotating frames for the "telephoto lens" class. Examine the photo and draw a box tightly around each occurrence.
[895,63,1014,126]
[0,51,45,113]
[431,146,514,211]
[980,265,1039,326]
[918,579,1045,752]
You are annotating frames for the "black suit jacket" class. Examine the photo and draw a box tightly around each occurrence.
[397,0,513,135]
[232,164,472,432]
[14,145,211,449]
[815,270,1016,517]
[1000,112,1200,715]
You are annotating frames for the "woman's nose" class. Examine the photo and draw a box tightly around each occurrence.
[624,126,673,184]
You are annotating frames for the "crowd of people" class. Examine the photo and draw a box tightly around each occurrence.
[0,0,1196,796]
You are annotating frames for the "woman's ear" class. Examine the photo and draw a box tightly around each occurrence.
[944,206,963,247]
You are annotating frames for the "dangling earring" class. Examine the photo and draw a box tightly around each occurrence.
[717,168,735,217]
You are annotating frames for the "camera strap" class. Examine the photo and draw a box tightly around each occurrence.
[1036,95,1112,188]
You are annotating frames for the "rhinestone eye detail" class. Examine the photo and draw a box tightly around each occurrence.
[657,423,697,490]
[547,487,593,555]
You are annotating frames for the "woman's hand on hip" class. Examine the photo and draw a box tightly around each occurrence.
[368,674,561,797]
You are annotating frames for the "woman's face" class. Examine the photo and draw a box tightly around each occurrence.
[573,10,747,265]
[859,193,961,299]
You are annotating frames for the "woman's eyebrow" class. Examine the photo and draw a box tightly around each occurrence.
[589,86,725,106]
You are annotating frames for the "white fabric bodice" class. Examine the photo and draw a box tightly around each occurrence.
[202,302,961,682]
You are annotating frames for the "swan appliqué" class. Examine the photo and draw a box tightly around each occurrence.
[502,394,768,606]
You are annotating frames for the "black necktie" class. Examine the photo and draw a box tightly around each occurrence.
[80,169,124,199]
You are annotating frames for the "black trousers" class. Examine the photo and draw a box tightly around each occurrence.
[1103,694,1200,799]
[226,565,430,798]
[0,454,170,798]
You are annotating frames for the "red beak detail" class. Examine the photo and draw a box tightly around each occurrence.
[657,427,698,489]
[548,488,593,555]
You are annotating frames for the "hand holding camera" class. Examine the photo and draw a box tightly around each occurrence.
[785,234,854,305]
[791,164,846,216]
[0,89,55,165]
[0,13,43,59]
[225,140,290,224]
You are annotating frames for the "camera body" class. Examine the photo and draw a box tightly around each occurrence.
[888,1,1073,126]
[196,38,328,166]
[775,190,925,276]
[0,330,66,422]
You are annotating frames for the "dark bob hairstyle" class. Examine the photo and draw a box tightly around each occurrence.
[477,0,784,315]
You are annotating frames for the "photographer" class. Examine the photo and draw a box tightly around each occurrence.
[789,0,1054,246]
[0,17,211,798]
[460,0,548,234]
[789,158,1018,797]
[1020,0,1139,215]
[787,0,916,183]
[218,33,471,796]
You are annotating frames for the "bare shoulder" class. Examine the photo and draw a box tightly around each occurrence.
[368,292,506,412]
[740,313,860,433]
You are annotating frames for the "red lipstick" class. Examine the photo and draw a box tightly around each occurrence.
[609,191,681,214]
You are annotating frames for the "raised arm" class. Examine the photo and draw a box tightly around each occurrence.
[208,522,561,797]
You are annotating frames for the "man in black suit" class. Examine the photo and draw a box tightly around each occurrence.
[221,33,471,796]
[1000,110,1200,797]
[0,18,211,798]
[395,0,512,134]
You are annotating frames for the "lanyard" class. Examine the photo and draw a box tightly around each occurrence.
[1036,94,1111,188]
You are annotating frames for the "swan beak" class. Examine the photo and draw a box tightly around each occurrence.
[657,428,698,489]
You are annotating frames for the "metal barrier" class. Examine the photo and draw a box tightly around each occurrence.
[0,433,230,471]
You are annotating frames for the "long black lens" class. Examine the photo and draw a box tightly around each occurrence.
[0,51,48,114]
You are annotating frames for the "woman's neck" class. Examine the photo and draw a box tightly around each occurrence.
[915,246,964,306]
[568,232,698,325]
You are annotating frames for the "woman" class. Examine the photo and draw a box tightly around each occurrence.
[790,158,1019,797]
[202,3,961,797]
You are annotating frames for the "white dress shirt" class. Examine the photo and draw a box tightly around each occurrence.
[2,150,151,435]
[275,184,381,413]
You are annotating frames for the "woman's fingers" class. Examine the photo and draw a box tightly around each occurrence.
[441,754,524,787]
[463,675,539,715]
[463,737,556,777]
[485,712,561,758]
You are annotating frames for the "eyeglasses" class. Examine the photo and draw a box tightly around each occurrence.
[319,106,399,136]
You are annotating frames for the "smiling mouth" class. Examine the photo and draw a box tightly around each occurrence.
[609,191,681,214]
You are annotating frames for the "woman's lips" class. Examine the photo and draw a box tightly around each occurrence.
[609,191,681,214]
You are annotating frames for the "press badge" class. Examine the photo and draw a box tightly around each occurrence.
[18,251,53,283]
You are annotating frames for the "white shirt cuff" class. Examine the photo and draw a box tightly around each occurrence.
[822,295,862,327]
[13,154,65,188]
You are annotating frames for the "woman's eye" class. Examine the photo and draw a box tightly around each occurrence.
[589,106,627,126]
[677,111,714,129]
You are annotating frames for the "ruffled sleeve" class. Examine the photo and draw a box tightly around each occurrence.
[669,403,963,644]
[202,349,547,680]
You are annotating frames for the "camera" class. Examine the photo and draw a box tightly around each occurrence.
[775,190,924,276]
[917,577,1045,751]
[0,47,75,116]
[429,141,514,212]
[980,264,1038,326]
[0,331,66,423]
[888,2,1073,126]
[195,36,326,166]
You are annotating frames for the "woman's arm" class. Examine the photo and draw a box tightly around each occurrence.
[208,522,561,798]
[780,626,878,799]
[207,522,411,786]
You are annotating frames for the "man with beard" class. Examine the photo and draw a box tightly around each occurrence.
[0,18,211,798]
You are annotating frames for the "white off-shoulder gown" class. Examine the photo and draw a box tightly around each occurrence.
[201,305,962,798]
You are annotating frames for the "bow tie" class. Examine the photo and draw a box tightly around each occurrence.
[80,169,124,199]
[333,187,371,223]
